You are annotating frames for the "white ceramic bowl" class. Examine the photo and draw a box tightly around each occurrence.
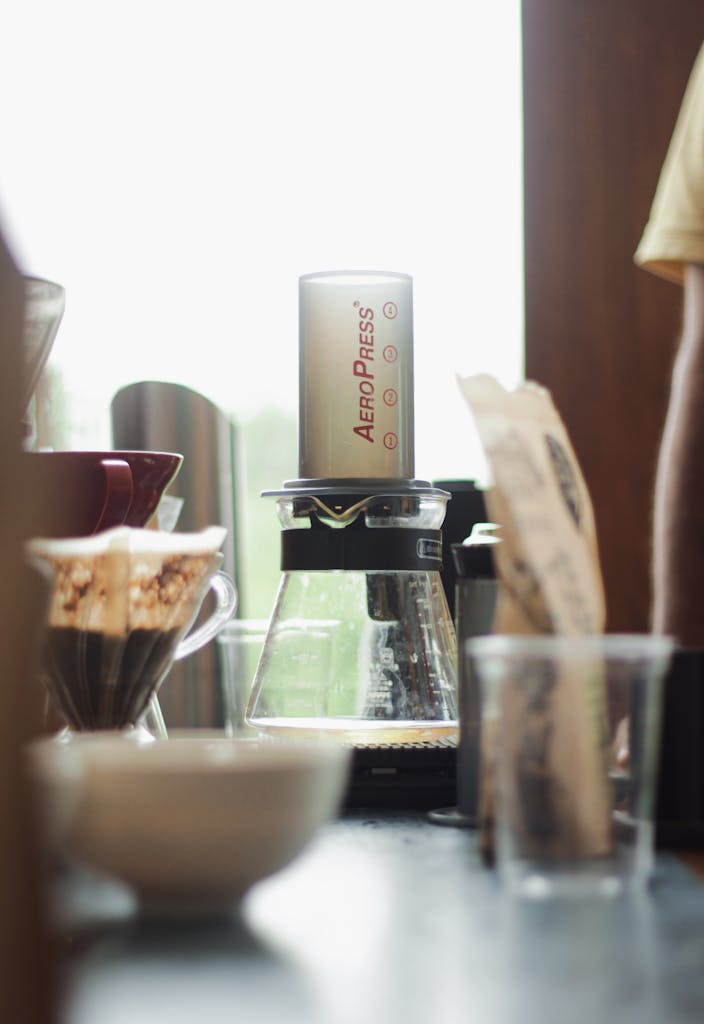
[32,731,351,911]
[26,734,83,855]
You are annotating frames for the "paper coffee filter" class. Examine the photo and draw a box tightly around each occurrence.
[26,525,227,559]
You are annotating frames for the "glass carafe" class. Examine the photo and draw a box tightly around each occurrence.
[246,487,458,745]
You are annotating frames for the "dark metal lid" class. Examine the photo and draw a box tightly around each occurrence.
[451,523,501,580]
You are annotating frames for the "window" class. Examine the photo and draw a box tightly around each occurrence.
[2,0,524,616]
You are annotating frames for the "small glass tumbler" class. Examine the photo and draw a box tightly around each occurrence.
[467,633,673,899]
[216,619,270,736]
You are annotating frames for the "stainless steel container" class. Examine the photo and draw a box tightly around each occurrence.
[451,526,500,824]
[429,522,500,828]
[111,380,241,727]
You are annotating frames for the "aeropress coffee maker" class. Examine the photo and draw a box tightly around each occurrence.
[246,271,458,776]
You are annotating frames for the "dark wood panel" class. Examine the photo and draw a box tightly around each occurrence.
[522,0,704,631]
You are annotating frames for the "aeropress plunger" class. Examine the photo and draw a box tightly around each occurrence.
[246,271,458,745]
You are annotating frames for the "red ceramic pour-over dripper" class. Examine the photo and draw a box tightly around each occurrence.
[22,450,183,538]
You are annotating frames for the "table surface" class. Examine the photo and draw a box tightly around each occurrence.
[55,810,704,1024]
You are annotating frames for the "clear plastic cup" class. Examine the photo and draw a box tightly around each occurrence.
[467,633,673,898]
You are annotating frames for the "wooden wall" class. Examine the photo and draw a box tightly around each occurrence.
[522,1,704,631]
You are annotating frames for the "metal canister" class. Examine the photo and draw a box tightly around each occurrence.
[110,380,241,727]
[452,524,501,824]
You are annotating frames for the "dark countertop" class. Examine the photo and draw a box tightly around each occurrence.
[56,810,704,1024]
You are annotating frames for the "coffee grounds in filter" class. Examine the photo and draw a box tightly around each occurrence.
[27,526,228,730]
[42,552,214,634]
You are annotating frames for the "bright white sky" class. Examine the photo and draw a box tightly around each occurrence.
[1,0,523,484]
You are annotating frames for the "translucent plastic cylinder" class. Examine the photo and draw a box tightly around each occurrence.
[298,271,415,480]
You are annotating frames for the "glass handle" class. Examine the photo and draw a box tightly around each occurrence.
[174,571,238,661]
[145,694,169,738]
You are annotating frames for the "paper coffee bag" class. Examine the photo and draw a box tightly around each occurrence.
[458,374,611,861]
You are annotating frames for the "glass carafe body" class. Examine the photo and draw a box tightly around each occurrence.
[246,489,458,745]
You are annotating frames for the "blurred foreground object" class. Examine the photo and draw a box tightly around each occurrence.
[0,231,57,1019]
